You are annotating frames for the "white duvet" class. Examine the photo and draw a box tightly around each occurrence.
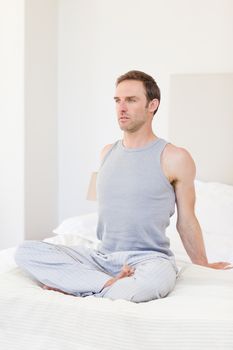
[0,247,233,350]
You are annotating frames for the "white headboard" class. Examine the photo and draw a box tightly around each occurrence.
[168,73,233,185]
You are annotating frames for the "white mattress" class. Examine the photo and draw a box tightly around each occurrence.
[0,247,233,350]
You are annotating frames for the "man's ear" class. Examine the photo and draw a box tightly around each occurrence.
[148,99,159,114]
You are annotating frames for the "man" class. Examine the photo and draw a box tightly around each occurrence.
[15,70,232,303]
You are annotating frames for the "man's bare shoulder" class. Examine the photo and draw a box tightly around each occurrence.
[162,143,196,182]
[100,143,114,161]
[163,143,192,161]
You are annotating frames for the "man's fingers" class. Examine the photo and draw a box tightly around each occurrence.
[208,262,233,270]
[223,264,233,270]
[122,264,135,276]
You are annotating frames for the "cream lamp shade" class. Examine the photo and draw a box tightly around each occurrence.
[86,172,97,201]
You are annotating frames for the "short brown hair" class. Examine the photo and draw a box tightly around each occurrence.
[116,70,161,115]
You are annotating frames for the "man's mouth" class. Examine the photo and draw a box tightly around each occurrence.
[119,116,130,121]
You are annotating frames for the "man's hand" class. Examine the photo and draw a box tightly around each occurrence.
[207,262,233,270]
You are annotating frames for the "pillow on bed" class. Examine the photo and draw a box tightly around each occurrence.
[167,180,233,263]
[194,180,233,237]
[44,234,99,248]
[52,180,233,262]
[53,212,99,243]
[166,208,233,263]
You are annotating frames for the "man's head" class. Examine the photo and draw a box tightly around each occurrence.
[114,70,160,133]
[116,70,160,115]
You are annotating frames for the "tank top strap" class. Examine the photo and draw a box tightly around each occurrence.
[100,140,119,167]
[154,138,169,162]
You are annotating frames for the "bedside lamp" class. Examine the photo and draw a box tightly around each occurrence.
[86,172,97,201]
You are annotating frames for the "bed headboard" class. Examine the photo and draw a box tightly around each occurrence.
[168,73,233,185]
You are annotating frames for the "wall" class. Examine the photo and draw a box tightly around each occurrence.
[0,0,58,249]
[1,0,232,249]
[58,0,233,221]
[0,0,25,249]
[24,0,58,241]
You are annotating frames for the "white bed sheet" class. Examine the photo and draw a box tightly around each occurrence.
[0,247,17,274]
[0,246,233,350]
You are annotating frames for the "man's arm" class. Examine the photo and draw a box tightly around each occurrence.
[163,144,232,270]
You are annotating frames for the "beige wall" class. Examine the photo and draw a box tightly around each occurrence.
[24,0,58,241]
[169,74,233,185]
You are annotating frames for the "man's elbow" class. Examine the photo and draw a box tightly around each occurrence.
[176,215,198,234]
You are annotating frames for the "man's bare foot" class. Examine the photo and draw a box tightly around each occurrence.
[41,284,73,296]
[103,264,135,289]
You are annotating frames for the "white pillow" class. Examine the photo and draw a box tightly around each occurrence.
[167,180,233,263]
[194,179,233,237]
[166,208,233,264]
[53,212,99,242]
[44,234,99,249]
[195,179,233,262]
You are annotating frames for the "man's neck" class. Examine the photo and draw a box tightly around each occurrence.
[122,132,158,149]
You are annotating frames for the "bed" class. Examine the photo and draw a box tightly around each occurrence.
[1,74,233,349]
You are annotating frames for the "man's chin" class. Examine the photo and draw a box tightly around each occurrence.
[119,126,138,134]
[119,125,131,132]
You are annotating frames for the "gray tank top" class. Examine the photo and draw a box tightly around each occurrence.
[96,138,176,257]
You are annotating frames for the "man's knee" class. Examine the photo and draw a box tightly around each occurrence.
[101,260,177,303]
[102,277,176,303]
[130,276,176,303]
[15,240,43,267]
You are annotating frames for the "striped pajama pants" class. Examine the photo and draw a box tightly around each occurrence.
[15,241,178,303]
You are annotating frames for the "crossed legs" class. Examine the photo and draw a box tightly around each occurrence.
[15,241,177,302]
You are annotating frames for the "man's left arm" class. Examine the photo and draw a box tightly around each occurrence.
[169,147,232,270]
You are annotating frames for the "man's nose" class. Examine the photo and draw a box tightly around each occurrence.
[118,101,127,111]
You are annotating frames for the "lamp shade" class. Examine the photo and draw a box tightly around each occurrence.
[86,172,97,201]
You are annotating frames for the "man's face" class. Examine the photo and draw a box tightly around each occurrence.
[114,80,153,133]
